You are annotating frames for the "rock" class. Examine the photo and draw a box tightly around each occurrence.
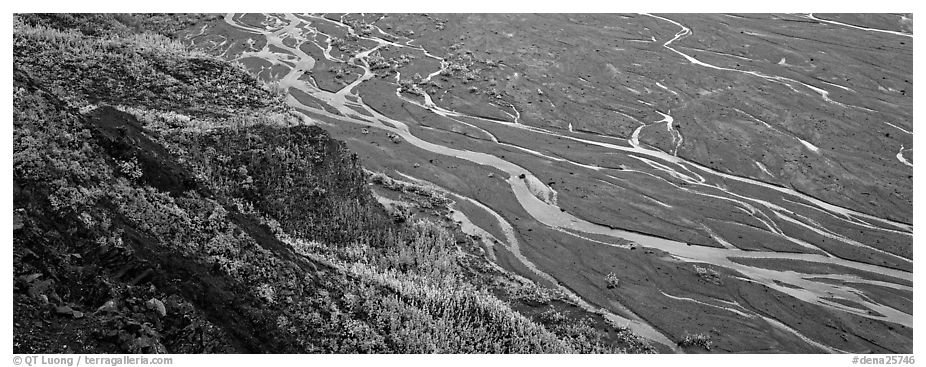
[146,298,166,317]
[20,273,42,283]
[96,300,118,314]
[518,173,526,179]
[13,211,24,230]
[55,305,84,318]
[27,279,54,299]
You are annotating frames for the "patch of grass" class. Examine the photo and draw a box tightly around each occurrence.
[367,170,452,210]
[693,265,723,286]
[14,19,282,119]
[678,332,713,351]
[507,282,561,306]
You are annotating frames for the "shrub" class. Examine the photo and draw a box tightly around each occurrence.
[678,332,712,351]
[508,283,558,305]
[387,202,413,223]
[606,272,620,289]
[694,265,722,286]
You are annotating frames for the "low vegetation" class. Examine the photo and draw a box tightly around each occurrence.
[678,332,713,351]
[367,170,451,210]
[606,272,621,289]
[693,265,723,286]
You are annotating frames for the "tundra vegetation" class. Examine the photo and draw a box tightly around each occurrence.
[678,332,713,351]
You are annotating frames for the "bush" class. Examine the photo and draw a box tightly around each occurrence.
[678,332,712,351]
[694,265,722,286]
[606,272,620,289]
